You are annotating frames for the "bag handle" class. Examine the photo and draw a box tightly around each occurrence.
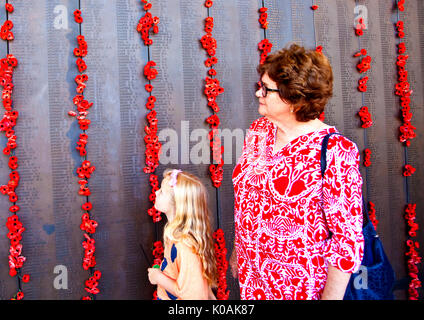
[320,132,342,177]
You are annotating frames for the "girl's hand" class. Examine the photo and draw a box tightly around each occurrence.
[147,267,178,298]
[148,268,162,285]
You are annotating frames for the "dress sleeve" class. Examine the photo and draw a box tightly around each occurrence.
[174,242,209,300]
[322,136,364,273]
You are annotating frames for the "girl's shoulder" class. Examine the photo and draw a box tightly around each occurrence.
[171,240,198,260]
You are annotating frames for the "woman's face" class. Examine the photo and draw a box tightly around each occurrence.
[154,179,175,221]
[256,73,293,123]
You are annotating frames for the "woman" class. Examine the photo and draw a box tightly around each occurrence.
[231,44,364,300]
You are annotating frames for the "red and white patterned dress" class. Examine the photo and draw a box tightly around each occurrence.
[232,117,364,300]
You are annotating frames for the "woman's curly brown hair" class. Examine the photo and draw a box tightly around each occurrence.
[257,43,333,122]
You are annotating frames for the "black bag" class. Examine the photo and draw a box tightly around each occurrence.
[321,132,395,300]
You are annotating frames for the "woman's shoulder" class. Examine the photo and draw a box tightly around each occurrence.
[324,130,361,165]
[325,131,359,153]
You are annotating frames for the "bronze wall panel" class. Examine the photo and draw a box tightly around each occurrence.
[0,0,421,299]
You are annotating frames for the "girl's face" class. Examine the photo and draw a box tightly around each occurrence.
[154,179,175,221]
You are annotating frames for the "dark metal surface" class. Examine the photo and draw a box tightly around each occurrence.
[0,0,421,299]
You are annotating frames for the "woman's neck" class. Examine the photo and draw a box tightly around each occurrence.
[273,118,329,140]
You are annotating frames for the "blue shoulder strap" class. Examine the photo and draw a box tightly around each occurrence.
[320,132,343,177]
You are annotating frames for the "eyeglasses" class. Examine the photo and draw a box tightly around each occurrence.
[257,80,279,97]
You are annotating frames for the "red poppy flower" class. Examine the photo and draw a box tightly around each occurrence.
[16,291,24,300]
[358,76,369,92]
[357,55,372,73]
[146,110,157,122]
[82,202,92,211]
[206,114,220,129]
[205,16,214,23]
[152,16,160,25]
[9,204,19,213]
[76,59,87,73]
[363,149,372,167]
[355,28,363,36]
[8,159,18,170]
[8,192,18,203]
[149,192,156,202]
[92,270,101,280]
[6,54,17,67]
[145,101,155,110]
[0,185,8,194]
[205,26,213,33]
[79,133,88,141]
[5,4,14,13]
[4,31,13,41]
[21,274,30,283]
[78,185,91,196]
[3,20,13,30]
[9,171,20,181]
[145,84,153,92]
[74,10,83,23]
[358,106,373,128]
[75,74,88,84]
[76,144,87,155]
[213,228,229,300]
[7,180,17,193]
[403,164,416,177]
[74,15,83,24]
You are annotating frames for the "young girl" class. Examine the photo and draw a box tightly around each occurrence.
[147,169,217,300]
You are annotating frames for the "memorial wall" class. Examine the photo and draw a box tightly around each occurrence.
[0,0,422,300]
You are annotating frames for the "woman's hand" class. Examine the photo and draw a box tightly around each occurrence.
[147,267,162,285]
[230,245,238,278]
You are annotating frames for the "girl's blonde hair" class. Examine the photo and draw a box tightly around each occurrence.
[162,169,217,287]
